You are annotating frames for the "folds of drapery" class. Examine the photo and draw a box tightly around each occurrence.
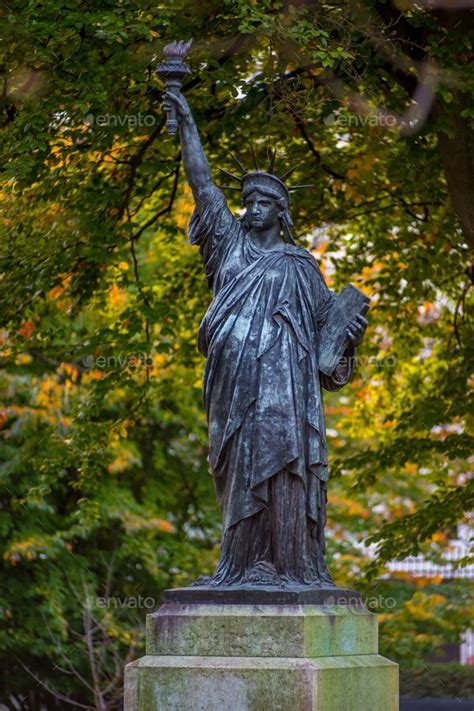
[188,188,354,533]
[212,470,333,586]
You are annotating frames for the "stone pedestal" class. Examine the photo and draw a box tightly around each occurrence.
[124,600,398,710]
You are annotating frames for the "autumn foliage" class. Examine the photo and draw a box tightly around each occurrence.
[0,0,473,707]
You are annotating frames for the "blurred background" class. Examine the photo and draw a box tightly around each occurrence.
[0,0,472,708]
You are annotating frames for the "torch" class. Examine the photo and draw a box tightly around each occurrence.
[157,40,192,136]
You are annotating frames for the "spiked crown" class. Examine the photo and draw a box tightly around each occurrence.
[218,149,312,203]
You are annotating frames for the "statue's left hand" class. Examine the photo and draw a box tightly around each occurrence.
[346,314,368,347]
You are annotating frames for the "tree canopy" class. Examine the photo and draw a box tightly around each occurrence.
[0,1,472,708]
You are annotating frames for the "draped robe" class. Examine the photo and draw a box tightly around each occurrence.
[190,187,354,586]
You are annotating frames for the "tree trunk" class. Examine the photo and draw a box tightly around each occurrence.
[436,101,474,250]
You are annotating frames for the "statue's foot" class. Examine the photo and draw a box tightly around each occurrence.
[189,575,213,587]
[243,560,281,586]
[187,562,337,590]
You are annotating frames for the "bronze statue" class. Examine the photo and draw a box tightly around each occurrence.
[163,71,368,590]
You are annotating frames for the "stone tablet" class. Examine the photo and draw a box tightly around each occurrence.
[318,284,371,376]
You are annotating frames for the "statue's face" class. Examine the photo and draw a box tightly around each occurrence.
[244,190,281,232]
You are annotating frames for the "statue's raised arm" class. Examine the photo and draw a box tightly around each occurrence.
[163,91,218,215]
[162,87,240,295]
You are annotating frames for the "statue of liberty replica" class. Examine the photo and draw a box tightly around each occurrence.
[125,42,398,711]
[160,44,368,593]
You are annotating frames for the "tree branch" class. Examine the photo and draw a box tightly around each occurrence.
[131,160,181,242]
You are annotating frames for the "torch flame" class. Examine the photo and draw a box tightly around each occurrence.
[163,40,192,59]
